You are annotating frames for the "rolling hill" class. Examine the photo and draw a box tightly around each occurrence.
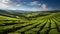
[0,10,60,34]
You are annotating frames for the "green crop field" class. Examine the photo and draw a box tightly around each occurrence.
[0,10,60,34]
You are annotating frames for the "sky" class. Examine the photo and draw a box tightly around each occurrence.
[0,0,60,11]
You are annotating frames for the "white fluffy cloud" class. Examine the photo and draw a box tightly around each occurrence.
[29,4,48,11]
[16,4,48,11]
[0,0,13,9]
[0,0,49,11]
[0,0,21,10]
[27,1,48,11]
[16,4,21,7]
[0,0,9,9]
[41,4,48,10]
[0,2,17,10]
[0,3,9,9]
[27,1,41,6]
[0,0,11,4]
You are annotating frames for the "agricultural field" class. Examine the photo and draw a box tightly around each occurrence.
[0,10,60,34]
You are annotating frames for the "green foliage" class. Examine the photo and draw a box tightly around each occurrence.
[0,10,60,34]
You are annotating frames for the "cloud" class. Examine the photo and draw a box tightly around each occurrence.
[0,0,49,11]
[41,4,48,10]
[27,1,48,11]
[15,4,48,11]
[27,3,48,11]
[27,1,41,6]
[16,4,21,7]
[0,2,16,10]
[0,3,9,9]
[28,3,48,11]
[0,0,11,9]
[0,0,11,4]
[0,0,21,10]
[0,0,17,10]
